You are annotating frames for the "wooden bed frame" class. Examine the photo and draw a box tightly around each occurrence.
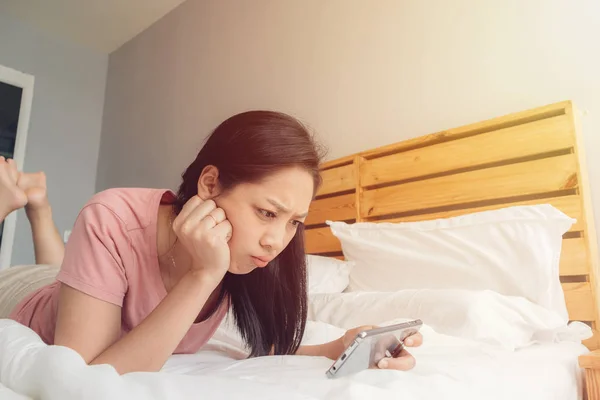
[303,101,600,398]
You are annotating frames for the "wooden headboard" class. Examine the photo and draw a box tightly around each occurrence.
[305,100,600,350]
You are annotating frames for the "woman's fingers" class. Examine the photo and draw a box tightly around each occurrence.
[174,195,231,244]
[188,204,227,231]
[175,196,204,223]
[176,198,216,232]
[342,325,378,348]
[184,199,216,223]
[207,207,226,225]
[212,220,233,242]
[377,348,416,370]
[403,332,423,347]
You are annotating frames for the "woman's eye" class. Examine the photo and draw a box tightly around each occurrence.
[259,209,277,219]
[290,220,303,227]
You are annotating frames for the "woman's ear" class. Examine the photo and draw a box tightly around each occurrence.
[197,165,222,200]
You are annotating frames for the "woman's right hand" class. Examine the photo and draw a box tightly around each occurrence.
[172,196,232,288]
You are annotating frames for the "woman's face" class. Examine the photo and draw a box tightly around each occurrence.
[214,167,314,274]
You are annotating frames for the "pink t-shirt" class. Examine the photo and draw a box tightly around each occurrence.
[9,188,227,354]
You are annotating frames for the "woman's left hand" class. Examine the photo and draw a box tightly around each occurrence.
[340,325,423,371]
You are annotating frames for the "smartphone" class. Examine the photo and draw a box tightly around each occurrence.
[325,319,422,379]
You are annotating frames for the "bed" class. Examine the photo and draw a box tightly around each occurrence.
[304,100,600,399]
[0,100,598,400]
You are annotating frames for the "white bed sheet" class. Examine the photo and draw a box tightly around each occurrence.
[0,315,588,400]
[0,320,587,400]
[161,329,587,400]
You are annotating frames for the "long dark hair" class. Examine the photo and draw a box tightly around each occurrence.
[174,111,325,357]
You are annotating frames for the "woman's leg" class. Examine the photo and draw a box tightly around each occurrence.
[0,264,58,318]
[0,157,64,266]
[19,172,65,266]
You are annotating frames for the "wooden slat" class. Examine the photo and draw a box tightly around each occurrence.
[361,115,574,187]
[580,348,600,368]
[380,195,583,232]
[584,369,600,399]
[321,155,354,170]
[305,194,356,226]
[316,164,355,197]
[564,282,596,321]
[582,332,600,352]
[361,154,578,218]
[359,101,571,159]
[354,156,365,222]
[305,226,341,254]
[561,238,589,276]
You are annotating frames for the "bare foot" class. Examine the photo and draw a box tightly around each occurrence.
[18,171,49,212]
[0,157,28,219]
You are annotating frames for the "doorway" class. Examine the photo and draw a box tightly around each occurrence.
[0,65,34,270]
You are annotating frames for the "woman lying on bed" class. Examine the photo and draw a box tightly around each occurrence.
[3,111,422,375]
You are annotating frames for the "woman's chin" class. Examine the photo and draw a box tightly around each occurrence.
[228,262,257,275]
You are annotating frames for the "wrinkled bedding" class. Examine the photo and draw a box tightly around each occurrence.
[0,287,592,400]
[0,315,588,400]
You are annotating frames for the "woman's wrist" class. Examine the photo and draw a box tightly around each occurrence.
[181,269,221,292]
[297,337,345,360]
[328,337,346,360]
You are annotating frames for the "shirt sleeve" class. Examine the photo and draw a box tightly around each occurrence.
[56,203,130,306]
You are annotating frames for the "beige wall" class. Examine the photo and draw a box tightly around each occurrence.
[1,15,108,266]
[97,0,600,248]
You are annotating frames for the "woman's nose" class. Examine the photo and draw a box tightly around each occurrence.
[260,226,286,253]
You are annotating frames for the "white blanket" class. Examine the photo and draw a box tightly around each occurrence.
[0,288,592,400]
[0,316,588,400]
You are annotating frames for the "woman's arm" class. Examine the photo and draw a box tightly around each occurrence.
[55,270,215,375]
[55,196,232,375]
[296,339,344,360]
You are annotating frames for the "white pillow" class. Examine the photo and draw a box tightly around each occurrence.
[327,205,575,319]
[308,290,592,350]
[305,255,354,294]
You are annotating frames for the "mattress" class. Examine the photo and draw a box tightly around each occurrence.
[0,318,588,400]
[161,332,587,400]
[0,282,591,400]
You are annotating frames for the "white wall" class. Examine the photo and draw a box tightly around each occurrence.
[0,15,108,265]
[97,0,600,250]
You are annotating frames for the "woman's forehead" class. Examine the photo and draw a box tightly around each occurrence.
[235,169,314,205]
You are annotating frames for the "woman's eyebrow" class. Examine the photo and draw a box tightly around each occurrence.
[267,198,308,218]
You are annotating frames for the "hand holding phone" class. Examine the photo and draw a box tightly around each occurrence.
[327,320,423,378]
